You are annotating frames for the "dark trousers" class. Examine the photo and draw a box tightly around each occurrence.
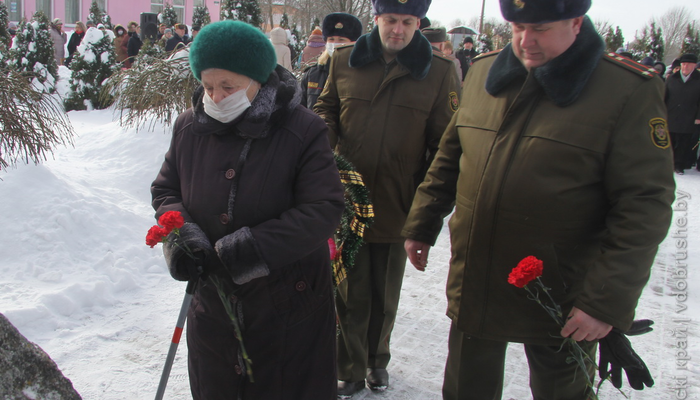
[442,323,597,400]
[671,131,699,170]
[335,242,407,381]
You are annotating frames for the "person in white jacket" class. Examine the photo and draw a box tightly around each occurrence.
[269,27,292,71]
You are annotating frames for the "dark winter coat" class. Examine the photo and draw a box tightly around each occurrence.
[455,47,476,80]
[299,60,329,109]
[665,69,700,134]
[165,32,187,52]
[151,65,345,399]
[403,18,675,345]
[66,30,84,63]
[314,26,460,243]
[126,33,142,64]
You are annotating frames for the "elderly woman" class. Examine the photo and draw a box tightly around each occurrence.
[151,20,344,399]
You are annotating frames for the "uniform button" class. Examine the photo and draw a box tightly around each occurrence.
[295,281,306,291]
[234,364,242,375]
[225,169,236,180]
[219,214,229,224]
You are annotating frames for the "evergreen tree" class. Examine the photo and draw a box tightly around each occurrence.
[161,2,179,27]
[236,0,263,28]
[681,24,700,56]
[219,0,237,21]
[192,6,211,28]
[280,13,290,29]
[65,27,118,110]
[477,32,493,54]
[649,21,664,62]
[605,26,625,53]
[88,1,104,27]
[135,38,166,66]
[103,14,112,29]
[629,26,649,61]
[7,11,58,93]
[0,2,10,48]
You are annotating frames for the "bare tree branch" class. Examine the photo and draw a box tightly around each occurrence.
[654,6,694,63]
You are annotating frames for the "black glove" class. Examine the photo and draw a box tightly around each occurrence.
[172,251,206,282]
[598,319,654,390]
[162,222,214,282]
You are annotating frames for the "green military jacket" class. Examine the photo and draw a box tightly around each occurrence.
[402,19,675,345]
[315,27,460,243]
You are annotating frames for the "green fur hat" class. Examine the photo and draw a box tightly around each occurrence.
[189,20,277,84]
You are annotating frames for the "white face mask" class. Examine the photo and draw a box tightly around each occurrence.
[326,42,342,57]
[203,79,255,123]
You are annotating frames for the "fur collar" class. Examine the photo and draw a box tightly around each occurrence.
[349,27,433,80]
[485,17,604,107]
[191,65,302,138]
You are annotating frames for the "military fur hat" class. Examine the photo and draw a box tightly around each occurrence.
[189,20,277,84]
[500,0,591,24]
[421,27,446,44]
[322,13,363,41]
[372,0,432,18]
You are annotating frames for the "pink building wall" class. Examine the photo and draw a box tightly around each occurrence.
[7,0,223,28]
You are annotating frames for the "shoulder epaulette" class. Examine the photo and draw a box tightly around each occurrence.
[472,49,501,63]
[602,53,656,79]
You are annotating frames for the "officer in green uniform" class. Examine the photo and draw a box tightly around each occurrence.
[314,0,460,397]
[403,0,675,399]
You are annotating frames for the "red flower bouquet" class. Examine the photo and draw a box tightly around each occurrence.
[146,211,186,248]
[509,256,603,398]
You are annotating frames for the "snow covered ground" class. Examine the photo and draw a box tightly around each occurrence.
[1,69,699,399]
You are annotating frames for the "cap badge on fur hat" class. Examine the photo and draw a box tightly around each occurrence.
[335,22,343,29]
[398,0,408,3]
[514,0,525,8]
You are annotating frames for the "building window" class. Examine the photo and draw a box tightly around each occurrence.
[151,0,163,15]
[172,0,184,24]
[36,0,51,18]
[65,0,80,24]
[6,0,22,21]
[193,0,203,7]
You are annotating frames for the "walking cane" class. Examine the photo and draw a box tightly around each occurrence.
[155,278,197,400]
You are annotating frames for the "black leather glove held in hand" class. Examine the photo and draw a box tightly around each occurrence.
[598,319,654,390]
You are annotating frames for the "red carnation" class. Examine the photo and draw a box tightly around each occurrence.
[328,238,337,260]
[158,211,185,233]
[508,255,544,288]
[146,225,168,248]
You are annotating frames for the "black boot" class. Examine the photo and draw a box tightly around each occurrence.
[337,380,365,398]
[366,368,389,391]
